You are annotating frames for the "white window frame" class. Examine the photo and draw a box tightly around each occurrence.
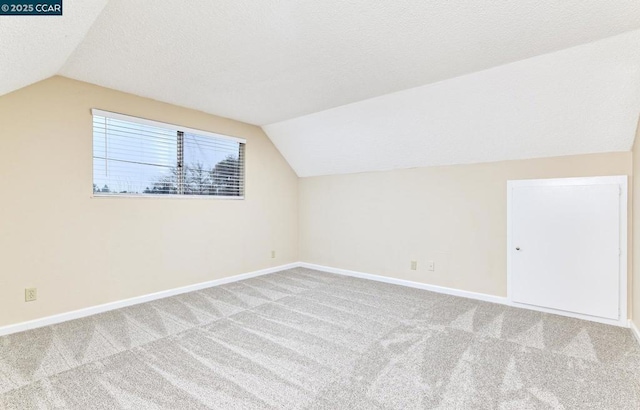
[91,109,246,200]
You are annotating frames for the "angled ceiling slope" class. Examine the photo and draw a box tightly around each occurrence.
[265,31,640,177]
[0,0,107,96]
[2,1,640,178]
[61,0,640,125]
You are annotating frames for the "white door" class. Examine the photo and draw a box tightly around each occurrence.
[509,177,626,323]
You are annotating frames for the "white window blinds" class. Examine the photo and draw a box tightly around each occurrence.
[92,109,245,198]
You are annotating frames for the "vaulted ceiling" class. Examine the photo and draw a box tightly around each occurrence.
[266,31,640,176]
[2,1,640,176]
[0,0,107,96]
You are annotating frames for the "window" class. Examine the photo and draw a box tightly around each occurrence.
[92,109,245,198]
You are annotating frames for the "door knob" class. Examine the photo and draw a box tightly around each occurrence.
[516,247,521,251]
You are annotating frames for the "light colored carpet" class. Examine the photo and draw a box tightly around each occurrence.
[0,267,639,409]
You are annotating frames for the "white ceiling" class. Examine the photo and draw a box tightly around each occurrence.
[266,31,640,176]
[0,0,107,96]
[61,0,640,125]
[3,1,640,176]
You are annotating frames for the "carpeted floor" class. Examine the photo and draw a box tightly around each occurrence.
[0,268,639,409]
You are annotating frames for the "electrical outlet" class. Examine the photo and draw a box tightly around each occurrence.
[410,261,417,270]
[25,288,37,302]
[271,250,276,259]
[428,261,435,271]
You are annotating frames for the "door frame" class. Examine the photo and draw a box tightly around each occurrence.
[507,175,628,327]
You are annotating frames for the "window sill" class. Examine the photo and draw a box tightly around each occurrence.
[91,193,244,200]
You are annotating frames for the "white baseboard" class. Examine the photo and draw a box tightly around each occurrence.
[3,261,631,337]
[0,262,299,337]
[300,262,630,328]
[298,262,508,305]
[630,320,640,346]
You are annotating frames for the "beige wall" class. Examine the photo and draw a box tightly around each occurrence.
[0,76,298,327]
[0,76,634,329]
[299,153,632,301]
[633,130,640,327]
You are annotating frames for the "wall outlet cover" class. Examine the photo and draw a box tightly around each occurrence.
[25,288,37,302]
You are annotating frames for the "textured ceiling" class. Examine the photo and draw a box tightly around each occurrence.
[0,0,107,96]
[265,31,640,177]
[60,0,640,125]
[3,1,640,176]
